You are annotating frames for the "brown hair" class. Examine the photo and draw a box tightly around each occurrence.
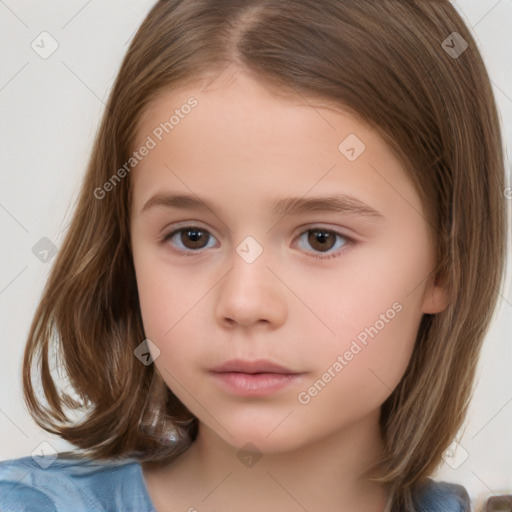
[22,1,507,510]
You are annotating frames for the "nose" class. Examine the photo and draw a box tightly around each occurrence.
[214,242,288,330]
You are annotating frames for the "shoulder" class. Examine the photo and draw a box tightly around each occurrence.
[414,478,471,512]
[0,454,156,512]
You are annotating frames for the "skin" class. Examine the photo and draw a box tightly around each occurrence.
[129,69,447,512]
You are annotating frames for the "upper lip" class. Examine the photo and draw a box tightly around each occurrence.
[210,359,299,374]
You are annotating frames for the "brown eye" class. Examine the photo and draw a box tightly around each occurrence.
[307,230,337,252]
[180,228,209,249]
[164,226,216,252]
[296,228,349,259]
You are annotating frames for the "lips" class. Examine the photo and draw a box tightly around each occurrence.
[209,358,298,375]
[209,359,304,397]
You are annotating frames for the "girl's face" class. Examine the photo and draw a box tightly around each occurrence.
[130,71,446,453]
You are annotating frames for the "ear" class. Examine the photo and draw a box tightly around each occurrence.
[421,272,449,314]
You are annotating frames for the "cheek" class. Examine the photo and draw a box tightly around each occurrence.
[132,255,218,385]
[132,249,205,340]
[289,245,430,409]
[134,267,171,339]
[291,300,422,439]
[342,301,420,390]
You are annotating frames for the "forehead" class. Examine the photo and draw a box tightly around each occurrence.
[129,72,423,221]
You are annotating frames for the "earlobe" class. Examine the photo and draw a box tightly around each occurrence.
[422,278,449,314]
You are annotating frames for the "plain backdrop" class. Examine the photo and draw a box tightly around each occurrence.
[0,0,511,507]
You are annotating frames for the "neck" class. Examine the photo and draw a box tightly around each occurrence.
[150,408,390,511]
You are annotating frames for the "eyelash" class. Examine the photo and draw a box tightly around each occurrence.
[159,225,354,260]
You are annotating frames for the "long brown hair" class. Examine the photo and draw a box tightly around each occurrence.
[22,1,507,510]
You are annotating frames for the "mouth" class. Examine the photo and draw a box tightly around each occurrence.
[210,358,299,374]
[209,359,305,396]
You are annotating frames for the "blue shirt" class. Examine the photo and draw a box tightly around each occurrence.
[0,455,470,511]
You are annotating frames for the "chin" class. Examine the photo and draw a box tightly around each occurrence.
[202,418,310,455]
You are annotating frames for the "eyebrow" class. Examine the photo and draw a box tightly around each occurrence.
[141,192,384,220]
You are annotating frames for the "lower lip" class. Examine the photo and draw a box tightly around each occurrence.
[210,372,303,397]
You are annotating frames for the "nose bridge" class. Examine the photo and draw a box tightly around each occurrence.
[227,234,271,297]
[235,234,265,267]
[215,234,287,328]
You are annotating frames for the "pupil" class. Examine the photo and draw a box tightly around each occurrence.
[188,230,202,241]
[183,229,207,248]
[309,230,334,251]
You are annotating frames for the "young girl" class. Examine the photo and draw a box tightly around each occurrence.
[0,0,508,511]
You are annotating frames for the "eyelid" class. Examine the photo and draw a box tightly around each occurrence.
[160,221,218,239]
[293,222,357,239]
[161,221,358,239]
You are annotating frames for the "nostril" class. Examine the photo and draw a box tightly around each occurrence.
[223,317,236,327]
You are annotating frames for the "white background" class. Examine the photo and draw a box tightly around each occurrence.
[0,0,511,508]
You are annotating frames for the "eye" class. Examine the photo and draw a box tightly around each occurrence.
[162,226,217,254]
[295,228,350,260]
[161,225,352,259]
